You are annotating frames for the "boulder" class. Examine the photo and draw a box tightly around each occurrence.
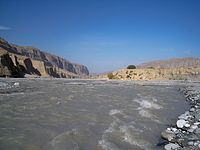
[177,120,187,128]
[161,130,176,142]
[164,143,180,150]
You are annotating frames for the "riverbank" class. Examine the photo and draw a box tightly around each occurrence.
[160,81,200,150]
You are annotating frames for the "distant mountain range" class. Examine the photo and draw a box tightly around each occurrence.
[0,37,89,78]
[137,57,200,69]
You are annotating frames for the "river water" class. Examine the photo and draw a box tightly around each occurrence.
[0,79,188,150]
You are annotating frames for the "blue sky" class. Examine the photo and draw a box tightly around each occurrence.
[1,0,200,73]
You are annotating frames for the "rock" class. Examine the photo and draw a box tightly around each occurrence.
[177,119,187,128]
[194,142,199,146]
[164,143,180,150]
[188,128,195,132]
[167,128,171,131]
[178,112,190,120]
[161,130,176,141]
[177,138,188,147]
[195,128,200,134]
[190,108,195,112]
[191,125,198,130]
[188,141,194,146]
[13,82,19,87]
[195,114,200,121]
[187,125,198,133]
[194,122,200,125]
[188,135,199,141]
[171,128,178,132]
[184,124,190,128]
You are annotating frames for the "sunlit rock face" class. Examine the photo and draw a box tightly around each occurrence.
[110,68,200,80]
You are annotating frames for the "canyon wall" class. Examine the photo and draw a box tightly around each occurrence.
[0,38,89,78]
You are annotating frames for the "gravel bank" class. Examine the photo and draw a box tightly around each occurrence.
[161,81,200,150]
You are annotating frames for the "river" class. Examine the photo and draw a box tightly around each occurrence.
[0,79,189,150]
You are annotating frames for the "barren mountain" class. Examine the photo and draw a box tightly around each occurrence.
[137,58,200,69]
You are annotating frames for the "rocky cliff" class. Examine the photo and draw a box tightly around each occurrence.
[0,37,89,78]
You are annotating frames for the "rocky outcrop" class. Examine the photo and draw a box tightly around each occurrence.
[0,37,89,78]
[105,68,200,80]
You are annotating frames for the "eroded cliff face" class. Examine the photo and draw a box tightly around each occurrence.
[13,45,89,75]
[0,37,89,78]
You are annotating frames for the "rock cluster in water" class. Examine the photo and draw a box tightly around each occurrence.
[0,81,21,94]
[161,84,200,150]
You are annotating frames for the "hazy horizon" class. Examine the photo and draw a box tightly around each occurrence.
[1,0,200,73]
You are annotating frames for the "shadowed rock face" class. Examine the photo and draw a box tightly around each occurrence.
[0,37,89,78]
[0,53,24,77]
[23,58,41,76]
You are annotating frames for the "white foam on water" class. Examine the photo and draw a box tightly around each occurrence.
[109,109,122,116]
[119,125,152,150]
[134,99,162,109]
[98,138,120,150]
[133,97,163,123]
[66,82,87,85]
[138,108,161,123]
[104,121,118,133]
[48,129,80,149]
[99,108,152,150]
[119,124,143,135]
[99,109,123,150]
[138,109,152,118]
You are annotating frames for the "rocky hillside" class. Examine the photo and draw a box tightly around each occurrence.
[138,58,200,69]
[0,38,89,78]
[99,57,200,80]
[107,68,200,80]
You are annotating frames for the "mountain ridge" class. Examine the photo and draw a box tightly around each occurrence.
[137,57,200,69]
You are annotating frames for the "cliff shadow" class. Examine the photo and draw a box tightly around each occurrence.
[0,53,24,77]
[24,58,41,76]
[46,67,60,78]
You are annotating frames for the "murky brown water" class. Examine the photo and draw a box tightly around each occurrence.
[0,79,188,150]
